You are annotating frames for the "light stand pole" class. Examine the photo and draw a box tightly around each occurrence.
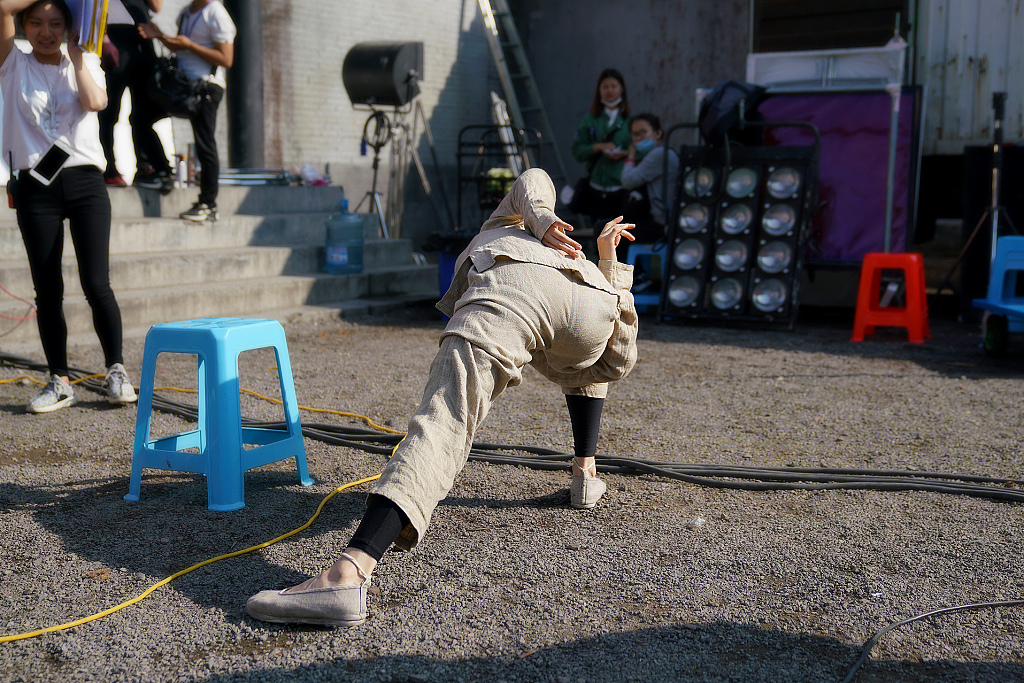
[932,92,1018,311]
[354,111,392,239]
[989,92,1007,265]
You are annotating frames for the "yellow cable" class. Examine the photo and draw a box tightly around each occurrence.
[0,373,406,642]
[0,374,103,387]
[149,385,405,434]
[0,473,382,643]
[0,374,400,434]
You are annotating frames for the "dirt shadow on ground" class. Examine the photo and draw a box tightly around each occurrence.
[0,471,365,615]
[336,301,1024,381]
[189,621,1024,683]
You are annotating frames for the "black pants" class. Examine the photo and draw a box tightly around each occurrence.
[348,396,604,562]
[98,26,171,177]
[190,84,224,206]
[16,166,124,376]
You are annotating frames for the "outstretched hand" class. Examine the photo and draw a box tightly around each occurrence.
[137,22,163,40]
[160,34,192,51]
[596,216,634,262]
[541,219,582,259]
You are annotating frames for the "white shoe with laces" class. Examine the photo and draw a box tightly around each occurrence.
[26,375,77,414]
[105,363,137,405]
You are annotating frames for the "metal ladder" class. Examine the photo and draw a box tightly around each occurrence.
[478,0,569,190]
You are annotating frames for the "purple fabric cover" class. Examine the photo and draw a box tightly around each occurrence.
[758,91,916,262]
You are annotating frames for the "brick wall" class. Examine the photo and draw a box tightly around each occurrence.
[513,0,751,184]
[153,0,492,250]
[145,1,750,250]
[259,0,493,247]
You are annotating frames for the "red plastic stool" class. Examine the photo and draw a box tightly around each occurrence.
[851,252,930,343]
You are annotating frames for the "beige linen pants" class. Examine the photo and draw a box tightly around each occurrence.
[372,260,619,549]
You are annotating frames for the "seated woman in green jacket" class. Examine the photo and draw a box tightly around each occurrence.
[568,68,633,223]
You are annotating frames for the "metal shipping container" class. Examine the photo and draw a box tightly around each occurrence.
[915,0,1024,154]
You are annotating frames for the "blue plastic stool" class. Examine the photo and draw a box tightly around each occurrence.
[973,236,1024,333]
[125,318,313,511]
[626,242,669,313]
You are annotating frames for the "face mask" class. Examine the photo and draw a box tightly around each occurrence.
[635,137,657,155]
[601,97,622,109]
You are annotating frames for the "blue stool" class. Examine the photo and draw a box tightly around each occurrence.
[975,236,1024,331]
[626,242,669,313]
[125,318,313,511]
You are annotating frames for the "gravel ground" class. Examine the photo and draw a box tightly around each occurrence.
[0,304,1022,683]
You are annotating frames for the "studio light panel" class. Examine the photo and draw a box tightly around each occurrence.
[662,145,816,325]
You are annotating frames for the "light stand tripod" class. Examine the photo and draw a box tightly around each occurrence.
[354,110,392,239]
[933,92,1018,313]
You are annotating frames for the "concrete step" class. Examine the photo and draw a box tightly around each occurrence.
[0,183,437,354]
[0,184,348,222]
[0,294,443,359]
[0,213,405,260]
[0,264,439,345]
[0,239,421,295]
[914,220,964,292]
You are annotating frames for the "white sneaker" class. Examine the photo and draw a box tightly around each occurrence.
[26,375,77,414]
[105,363,137,405]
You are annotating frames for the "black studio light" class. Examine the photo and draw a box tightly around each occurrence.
[661,132,819,328]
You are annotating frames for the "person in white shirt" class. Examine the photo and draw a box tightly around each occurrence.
[139,0,234,222]
[0,0,138,413]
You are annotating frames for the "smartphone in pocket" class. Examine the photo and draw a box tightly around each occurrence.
[29,140,72,185]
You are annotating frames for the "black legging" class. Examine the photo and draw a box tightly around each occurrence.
[98,25,171,177]
[349,395,605,561]
[191,85,224,206]
[16,166,124,376]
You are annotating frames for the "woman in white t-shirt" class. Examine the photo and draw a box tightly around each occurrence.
[0,0,137,413]
[139,0,234,222]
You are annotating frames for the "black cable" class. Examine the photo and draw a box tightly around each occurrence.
[840,600,1024,683]
[5,349,1023,503]
[6,350,1024,676]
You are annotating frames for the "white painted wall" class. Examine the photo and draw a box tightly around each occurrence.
[915,0,1024,155]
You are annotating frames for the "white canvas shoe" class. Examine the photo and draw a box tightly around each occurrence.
[570,458,607,510]
[246,553,371,627]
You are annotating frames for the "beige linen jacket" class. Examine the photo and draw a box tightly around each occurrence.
[436,168,638,395]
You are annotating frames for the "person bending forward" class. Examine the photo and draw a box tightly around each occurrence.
[247,168,639,627]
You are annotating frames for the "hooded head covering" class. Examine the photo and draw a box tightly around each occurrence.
[479,168,558,237]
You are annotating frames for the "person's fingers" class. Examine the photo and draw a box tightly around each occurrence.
[546,239,580,258]
[542,228,581,258]
[547,225,581,250]
[555,233,582,251]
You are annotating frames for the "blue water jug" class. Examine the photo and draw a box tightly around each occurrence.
[323,198,364,274]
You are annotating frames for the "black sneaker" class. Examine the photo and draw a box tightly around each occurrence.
[180,202,218,222]
[133,169,174,195]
